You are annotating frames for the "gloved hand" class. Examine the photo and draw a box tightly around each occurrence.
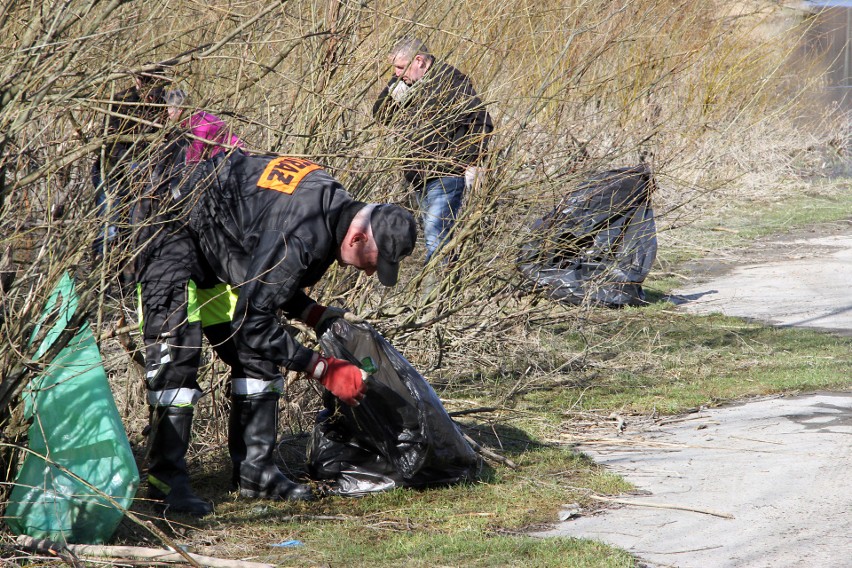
[302,303,364,331]
[302,303,345,330]
[464,166,483,190]
[390,80,410,104]
[307,354,367,406]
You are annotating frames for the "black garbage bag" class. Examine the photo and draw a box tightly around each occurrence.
[307,319,481,496]
[517,163,658,307]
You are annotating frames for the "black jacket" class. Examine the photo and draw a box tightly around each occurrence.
[373,61,493,187]
[97,85,167,176]
[183,152,361,371]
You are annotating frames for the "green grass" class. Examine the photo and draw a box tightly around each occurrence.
[520,308,851,416]
[263,531,635,567]
[167,445,635,568]
[709,189,852,238]
[653,184,852,269]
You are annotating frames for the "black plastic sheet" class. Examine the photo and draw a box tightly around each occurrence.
[517,164,658,307]
[307,319,481,496]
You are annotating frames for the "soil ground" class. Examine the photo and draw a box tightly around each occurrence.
[534,221,852,568]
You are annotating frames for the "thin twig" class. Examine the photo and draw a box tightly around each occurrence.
[98,323,138,341]
[590,494,735,519]
[462,432,518,469]
[15,536,275,568]
[448,406,498,417]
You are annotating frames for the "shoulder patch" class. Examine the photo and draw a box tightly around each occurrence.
[257,156,322,194]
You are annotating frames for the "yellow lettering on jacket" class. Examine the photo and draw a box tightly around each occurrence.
[256,156,322,194]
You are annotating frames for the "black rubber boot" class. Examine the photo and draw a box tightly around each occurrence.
[228,393,314,501]
[146,406,213,516]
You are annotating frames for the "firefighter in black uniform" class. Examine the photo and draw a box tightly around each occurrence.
[137,149,417,515]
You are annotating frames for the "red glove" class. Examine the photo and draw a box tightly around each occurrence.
[308,354,367,406]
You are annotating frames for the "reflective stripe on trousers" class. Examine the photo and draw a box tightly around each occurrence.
[149,376,284,406]
[148,388,203,407]
[231,376,284,396]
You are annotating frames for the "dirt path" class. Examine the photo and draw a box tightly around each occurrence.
[534,223,852,568]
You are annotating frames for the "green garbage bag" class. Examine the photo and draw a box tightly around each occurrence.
[4,272,140,544]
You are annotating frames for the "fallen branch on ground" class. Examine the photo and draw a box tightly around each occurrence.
[99,323,137,341]
[590,494,735,519]
[462,433,518,469]
[549,435,779,454]
[15,536,275,568]
[448,406,499,417]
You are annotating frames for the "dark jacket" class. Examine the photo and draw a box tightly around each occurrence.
[373,61,493,187]
[94,84,168,184]
[182,152,361,371]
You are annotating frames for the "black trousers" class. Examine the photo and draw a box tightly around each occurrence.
[137,219,285,408]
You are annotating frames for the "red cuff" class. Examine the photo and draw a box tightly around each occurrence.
[303,304,326,328]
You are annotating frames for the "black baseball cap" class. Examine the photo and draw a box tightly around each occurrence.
[370,204,417,286]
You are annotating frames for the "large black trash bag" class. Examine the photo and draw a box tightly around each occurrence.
[307,319,481,496]
[517,163,658,307]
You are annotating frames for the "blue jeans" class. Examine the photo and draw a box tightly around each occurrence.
[418,176,466,263]
[91,161,134,256]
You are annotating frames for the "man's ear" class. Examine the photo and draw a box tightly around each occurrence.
[347,230,369,246]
